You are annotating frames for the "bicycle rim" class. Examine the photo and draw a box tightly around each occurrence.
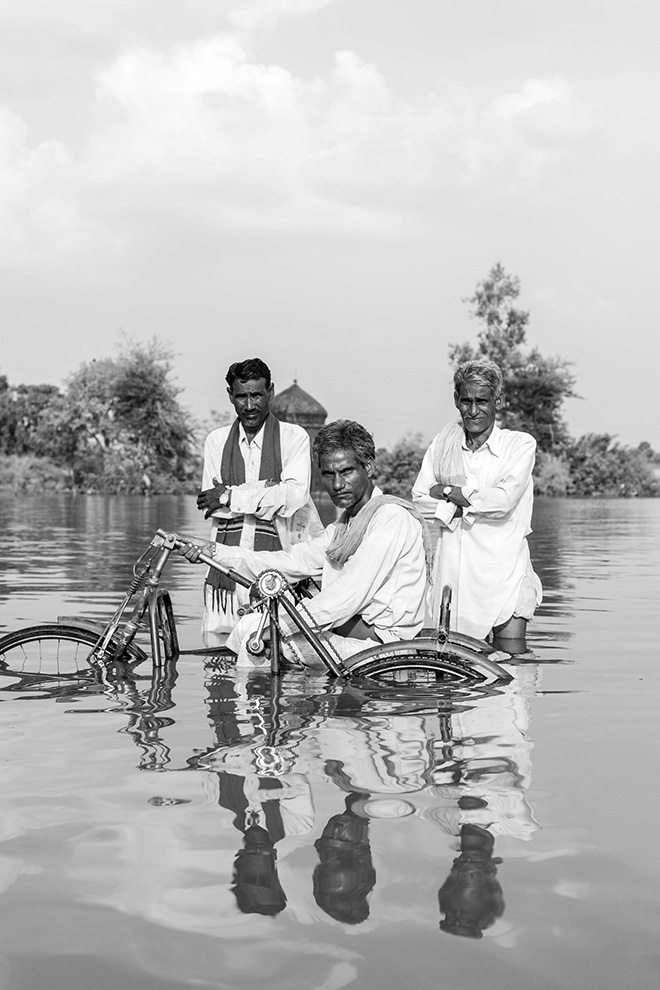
[343,639,512,685]
[0,624,148,680]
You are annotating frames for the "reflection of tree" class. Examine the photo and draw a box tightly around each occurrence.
[528,499,576,607]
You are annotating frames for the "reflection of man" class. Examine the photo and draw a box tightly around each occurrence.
[313,793,376,925]
[207,420,432,664]
[438,823,504,939]
[412,359,542,650]
[197,357,321,637]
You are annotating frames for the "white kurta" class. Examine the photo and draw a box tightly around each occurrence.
[412,426,542,639]
[218,487,427,656]
[201,419,313,634]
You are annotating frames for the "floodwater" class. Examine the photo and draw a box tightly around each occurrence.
[0,494,659,990]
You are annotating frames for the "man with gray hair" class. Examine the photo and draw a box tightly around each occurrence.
[412,359,542,651]
[183,419,431,665]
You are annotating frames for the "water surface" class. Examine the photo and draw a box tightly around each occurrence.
[0,494,659,990]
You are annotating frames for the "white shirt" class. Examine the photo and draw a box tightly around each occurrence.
[412,425,542,639]
[217,487,427,642]
[202,419,312,551]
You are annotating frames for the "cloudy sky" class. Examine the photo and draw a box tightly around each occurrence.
[1,0,657,448]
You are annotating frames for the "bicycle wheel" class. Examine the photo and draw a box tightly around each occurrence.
[0,624,148,680]
[342,638,512,685]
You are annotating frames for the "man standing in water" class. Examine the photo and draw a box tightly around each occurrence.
[185,420,431,663]
[197,357,321,639]
[412,359,542,652]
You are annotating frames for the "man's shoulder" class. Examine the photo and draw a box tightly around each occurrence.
[205,423,232,445]
[493,426,536,450]
[367,496,420,529]
[278,420,309,439]
[278,420,310,452]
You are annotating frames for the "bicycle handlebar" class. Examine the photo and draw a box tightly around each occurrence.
[154,529,252,590]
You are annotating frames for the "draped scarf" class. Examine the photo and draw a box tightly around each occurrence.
[432,421,468,486]
[325,494,434,583]
[206,413,284,608]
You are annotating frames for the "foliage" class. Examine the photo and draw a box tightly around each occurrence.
[533,451,571,496]
[565,434,660,497]
[0,454,71,493]
[374,433,427,500]
[450,262,577,454]
[0,381,62,456]
[0,338,197,493]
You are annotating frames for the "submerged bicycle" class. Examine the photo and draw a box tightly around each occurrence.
[0,529,512,686]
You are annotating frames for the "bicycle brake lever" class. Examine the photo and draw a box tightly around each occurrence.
[151,530,179,550]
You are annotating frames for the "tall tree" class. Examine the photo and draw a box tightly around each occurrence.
[44,338,195,491]
[449,263,576,453]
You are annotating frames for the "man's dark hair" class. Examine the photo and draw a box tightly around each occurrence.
[226,358,272,390]
[312,420,376,467]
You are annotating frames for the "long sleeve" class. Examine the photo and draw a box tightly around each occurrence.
[215,533,329,585]
[462,433,536,523]
[201,422,312,522]
[232,425,311,520]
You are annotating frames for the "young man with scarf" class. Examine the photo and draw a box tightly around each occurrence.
[412,359,542,652]
[197,358,322,639]
[184,419,432,665]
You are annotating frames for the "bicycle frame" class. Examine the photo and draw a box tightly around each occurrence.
[153,530,349,677]
[71,529,347,676]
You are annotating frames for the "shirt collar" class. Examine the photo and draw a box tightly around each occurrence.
[238,422,264,448]
[462,424,503,455]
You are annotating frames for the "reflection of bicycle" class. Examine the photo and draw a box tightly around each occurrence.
[0,529,511,685]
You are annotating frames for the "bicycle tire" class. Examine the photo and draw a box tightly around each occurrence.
[342,638,512,685]
[0,624,149,680]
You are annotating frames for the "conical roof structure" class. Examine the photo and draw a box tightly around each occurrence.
[271,381,327,428]
[271,380,335,523]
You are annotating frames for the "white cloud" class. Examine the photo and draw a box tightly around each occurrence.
[0,35,594,271]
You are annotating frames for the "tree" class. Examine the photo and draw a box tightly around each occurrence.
[374,433,427,499]
[565,433,660,497]
[61,338,195,491]
[23,338,195,491]
[0,380,62,455]
[450,263,576,453]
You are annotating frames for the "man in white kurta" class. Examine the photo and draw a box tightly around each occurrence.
[412,360,542,643]
[222,484,427,661]
[189,420,429,664]
[197,358,320,637]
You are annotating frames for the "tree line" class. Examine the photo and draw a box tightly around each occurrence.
[1,268,658,496]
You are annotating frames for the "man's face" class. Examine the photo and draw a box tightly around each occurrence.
[228,377,274,437]
[454,383,498,439]
[319,448,374,517]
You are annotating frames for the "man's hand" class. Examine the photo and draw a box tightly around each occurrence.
[429,483,470,508]
[197,476,228,519]
[177,541,215,563]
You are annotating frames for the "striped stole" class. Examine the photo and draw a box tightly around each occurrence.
[206,414,284,607]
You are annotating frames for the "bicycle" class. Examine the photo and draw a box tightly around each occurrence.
[0,529,512,686]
